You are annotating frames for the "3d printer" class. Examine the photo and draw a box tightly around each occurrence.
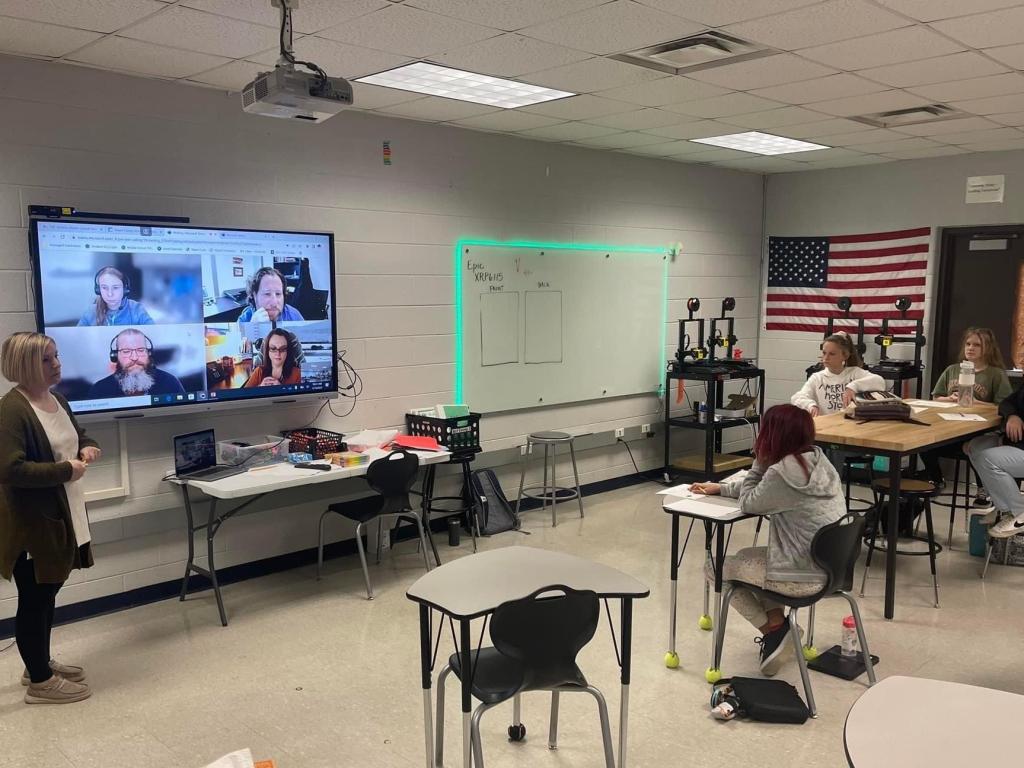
[871,296,927,396]
[671,297,751,374]
[804,297,868,377]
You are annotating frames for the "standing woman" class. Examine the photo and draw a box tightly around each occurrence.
[0,332,100,704]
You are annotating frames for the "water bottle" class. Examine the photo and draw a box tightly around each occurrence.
[957,360,976,407]
[841,615,859,657]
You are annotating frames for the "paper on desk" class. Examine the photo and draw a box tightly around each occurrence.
[657,483,697,498]
[204,749,254,768]
[663,497,742,519]
[905,399,956,408]
[938,412,987,421]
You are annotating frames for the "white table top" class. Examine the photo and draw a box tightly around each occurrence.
[406,546,650,619]
[845,676,1024,766]
[660,489,749,522]
[177,448,451,500]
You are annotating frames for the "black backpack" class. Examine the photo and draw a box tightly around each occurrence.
[469,468,520,536]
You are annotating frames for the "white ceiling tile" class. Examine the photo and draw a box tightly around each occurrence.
[780,117,878,138]
[809,90,933,117]
[950,92,1024,115]
[316,5,497,58]
[726,106,831,129]
[0,17,102,58]
[723,0,910,50]
[0,0,164,32]
[839,137,941,152]
[858,52,1009,87]
[248,36,410,78]
[181,0,386,33]
[988,111,1024,126]
[820,128,914,145]
[573,131,670,149]
[622,139,716,156]
[936,126,1024,144]
[882,146,969,159]
[68,36,231,78]
[875,0,1022,22]
[584,108,689,130]
[523,57,665,94]
[404,0,607,32]
[984,43,1024,70]
[641,119,746,139]
[375,96,500,122]
[751,74,888,105]
[908,73,1024,101]
[519,0,703,56]
[960,138,1024,151]
[713,156,811,172]
[686,54,837,91]
[799,26,963,70]
[433,33,589,78]
[449,110,565,132]
[119,5,279,58]
[517,122,623,141]
[350,82,426,110]
[188,59,266,90]
[894,116,1003,135]
[775,147,864,162]
[665,92,782,118]
[636,0,823,27]
[594,77,727,107]
[797,154,894,167]
[931,7,1024,49]
[520,94,635,120]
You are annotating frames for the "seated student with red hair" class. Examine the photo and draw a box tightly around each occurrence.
[694,404,845,676]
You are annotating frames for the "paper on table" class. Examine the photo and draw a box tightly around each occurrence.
[656,483,697,498]
[938,412,987,421]
[663,497,743,519]
[205,749,254,768]
[905,399,956,408]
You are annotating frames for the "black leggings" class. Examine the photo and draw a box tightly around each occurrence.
[12,553,63,684]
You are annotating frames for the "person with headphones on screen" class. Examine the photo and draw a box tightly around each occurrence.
[87,329,185,398]
[243,328,302,388]
[236,266,304,323]
[76,267,154,327]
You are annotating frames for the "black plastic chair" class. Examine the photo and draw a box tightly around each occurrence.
[712,514,877,718]
[435,586,614,768]
[316,450,433,599]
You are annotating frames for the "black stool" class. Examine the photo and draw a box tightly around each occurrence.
[842,455,876,514]
[419,453,481,556]
[862,478,942,607]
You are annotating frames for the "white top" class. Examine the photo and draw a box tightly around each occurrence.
[30,398,89,547]
[792,366,886,414]
[845,676,1024,766]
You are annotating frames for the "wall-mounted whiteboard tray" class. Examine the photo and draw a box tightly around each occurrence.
[455,240,669,414]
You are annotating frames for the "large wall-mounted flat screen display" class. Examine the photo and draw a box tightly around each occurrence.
[30,219,337,416]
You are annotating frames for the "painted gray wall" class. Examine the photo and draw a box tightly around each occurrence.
[0,55,763,618]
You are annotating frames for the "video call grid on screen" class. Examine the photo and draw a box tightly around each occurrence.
[30,219,338,416]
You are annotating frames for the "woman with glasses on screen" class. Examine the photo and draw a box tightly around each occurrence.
[77,266,154,327]
[0,332,99,704]
[243,328,301,388]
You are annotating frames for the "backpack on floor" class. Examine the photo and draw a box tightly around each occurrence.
[711,677,809,724]
[469,468,520,535]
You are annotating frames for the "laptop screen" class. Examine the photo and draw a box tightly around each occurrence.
[174,430,216,475]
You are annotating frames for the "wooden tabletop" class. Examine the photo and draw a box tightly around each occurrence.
[813,402,1000,453]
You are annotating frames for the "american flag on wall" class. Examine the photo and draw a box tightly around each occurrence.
[764,227,930,334]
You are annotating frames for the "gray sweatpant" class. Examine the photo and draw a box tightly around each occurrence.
[705,547,822,629]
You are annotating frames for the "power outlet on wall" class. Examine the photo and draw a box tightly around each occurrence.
[641,424,651,436]
[614,428,625,439]
[520,444,528,456]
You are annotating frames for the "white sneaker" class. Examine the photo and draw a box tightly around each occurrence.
[989,515,1024,538]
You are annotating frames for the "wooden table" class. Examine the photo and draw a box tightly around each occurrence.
[845,675,1024,766]
[814,402,1000,619]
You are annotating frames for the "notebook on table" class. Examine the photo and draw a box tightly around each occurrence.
[173,429,247,482]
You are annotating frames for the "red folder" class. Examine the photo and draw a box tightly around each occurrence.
[393,434,442,451]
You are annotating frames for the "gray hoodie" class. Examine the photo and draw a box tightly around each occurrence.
[727,447,845,583]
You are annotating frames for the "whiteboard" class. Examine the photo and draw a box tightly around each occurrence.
[456,241,668,413]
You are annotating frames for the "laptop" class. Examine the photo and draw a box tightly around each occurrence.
[173,429,247,482]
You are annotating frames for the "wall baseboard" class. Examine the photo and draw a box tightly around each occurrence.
[0,469,658,639]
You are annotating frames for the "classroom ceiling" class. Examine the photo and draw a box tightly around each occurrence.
[5,0,1024,172]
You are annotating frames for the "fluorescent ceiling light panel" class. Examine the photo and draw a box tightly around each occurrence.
[356,62,574,109]
[689,131,830,155]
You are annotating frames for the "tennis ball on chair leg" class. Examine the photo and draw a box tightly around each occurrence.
[705,667,722,684]
[802,645,819,661]
[698,614,713,631]
[664,651,680,669]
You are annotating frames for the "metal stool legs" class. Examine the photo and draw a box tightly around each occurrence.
[515,435,584,527]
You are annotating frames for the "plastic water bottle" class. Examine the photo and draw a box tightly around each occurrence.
[841,615,859,657]
[958,360,976,407]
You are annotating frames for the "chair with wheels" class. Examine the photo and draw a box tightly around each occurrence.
[435,586,615,768]
[315,449,433,599]
[712,514,877,718]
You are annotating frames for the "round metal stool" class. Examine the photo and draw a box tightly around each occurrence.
[514,431,584,527]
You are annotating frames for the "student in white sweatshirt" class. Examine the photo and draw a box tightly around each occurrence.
[791,332,885,416]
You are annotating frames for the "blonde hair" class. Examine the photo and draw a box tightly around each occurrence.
[1,331,55,391]
[961,327,1006,370]
[823,332,865,368]
[93,266,127,325]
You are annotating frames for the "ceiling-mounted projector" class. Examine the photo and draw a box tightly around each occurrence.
[241,0,353,123]
[242,66,353,122]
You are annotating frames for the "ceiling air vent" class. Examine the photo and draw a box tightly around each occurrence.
[850,104,967,128]
[610,31,772,75]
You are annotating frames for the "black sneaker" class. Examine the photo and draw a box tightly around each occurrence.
[974,490,991,508]
[754,623,793,677]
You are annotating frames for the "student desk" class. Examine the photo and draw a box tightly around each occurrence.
[661,490,755,681]
[170,448,451,626]
[813,403,1000,619]
[844,675,1024,766]
[406,546,649,768]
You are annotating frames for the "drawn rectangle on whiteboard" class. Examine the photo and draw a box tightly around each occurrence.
[524,290,563,364]
[480,292,519,366]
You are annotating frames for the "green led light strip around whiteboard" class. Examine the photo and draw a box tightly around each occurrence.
[453,238,671,405]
